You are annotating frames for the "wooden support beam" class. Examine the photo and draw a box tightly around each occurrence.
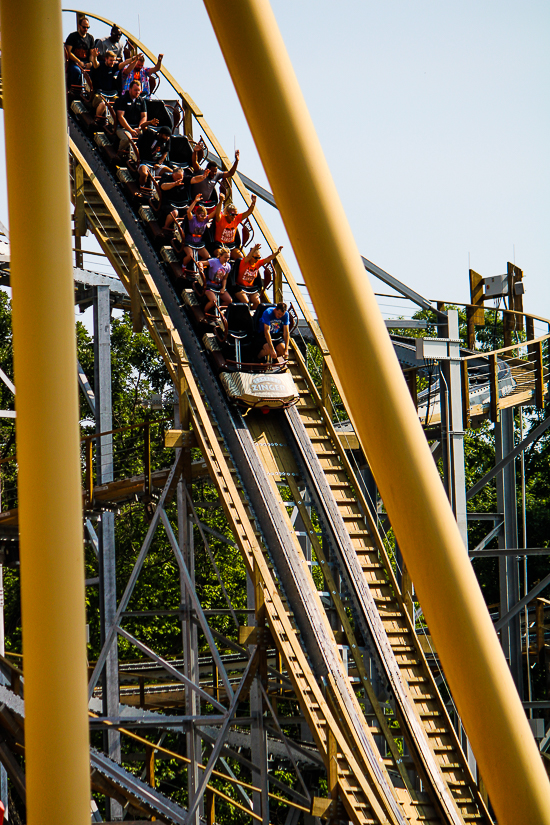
[401,564,414,622]
[253,561,268,690]
[145,744,155,789]
[321,360,331,412]
[272,259,284,304]
[508,262,524,318]
[73,161,87,237]
[528,341,544,409]
[327,727,338,815]
[206,787,215,825]
[183,104,193,140]
[213,662,220,705]
[177,368,192,483]
[164,429,195,449]
[238,625,275,647]
[461,360,470,430]
[129,261,143,334]
[310,796,334,819]
[468,269,485,350]
[489,353,499,423]
[86,438,94,506]
[143,422,152,497]
[503,311,515,349]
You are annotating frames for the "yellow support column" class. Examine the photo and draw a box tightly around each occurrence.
[0,1,90,823]
[202,2,550,823]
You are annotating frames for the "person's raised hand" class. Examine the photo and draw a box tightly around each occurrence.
[251,195,257,206]
[219,193,225,202]
[235,150,240,161]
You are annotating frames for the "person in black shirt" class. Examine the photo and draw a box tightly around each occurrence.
[65,16,93,87]
[115,81,158,155]
[90,50,134,119]
[137,126,172,191]
[90,50,117,117]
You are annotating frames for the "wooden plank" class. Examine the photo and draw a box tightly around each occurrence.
[311,797,335,818]
[164,429,194,449]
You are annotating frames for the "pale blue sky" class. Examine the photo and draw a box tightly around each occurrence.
[0,1,548,318]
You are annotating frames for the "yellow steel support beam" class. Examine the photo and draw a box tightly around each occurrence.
[0,1,90,823]
[201,1,550,823]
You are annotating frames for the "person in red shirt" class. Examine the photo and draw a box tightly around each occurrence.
[212,193,257,260]
[234,243,283,309]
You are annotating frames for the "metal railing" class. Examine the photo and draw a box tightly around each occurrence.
[0,418,172,516]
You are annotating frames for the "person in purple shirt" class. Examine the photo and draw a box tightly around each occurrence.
[199,247,233,315]
[257,302,290,361]
[182,194,216,271]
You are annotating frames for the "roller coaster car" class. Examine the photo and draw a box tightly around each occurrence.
[202,303,299,410]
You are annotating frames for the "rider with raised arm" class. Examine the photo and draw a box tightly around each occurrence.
[200,247,233,316]
[181,194,217,272]
[122,53,163,98]
[190,151,240,208]
[233,243,283,310]
[159,167,209,231]
[212,193,256,259]
[90,49,134,120]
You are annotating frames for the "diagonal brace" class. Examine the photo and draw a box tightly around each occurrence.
[160,508,235,701]
[469,520,503,555]
[260,682,311,802]
[467,414,550,501]
[184,648,260,825]
[88,456,182,697]
[184,487,239,629]
[495,571,550,631]
[116,626,227,712]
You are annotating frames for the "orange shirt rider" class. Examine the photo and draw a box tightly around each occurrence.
[236,256,269,291]
[215,212,245,245]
